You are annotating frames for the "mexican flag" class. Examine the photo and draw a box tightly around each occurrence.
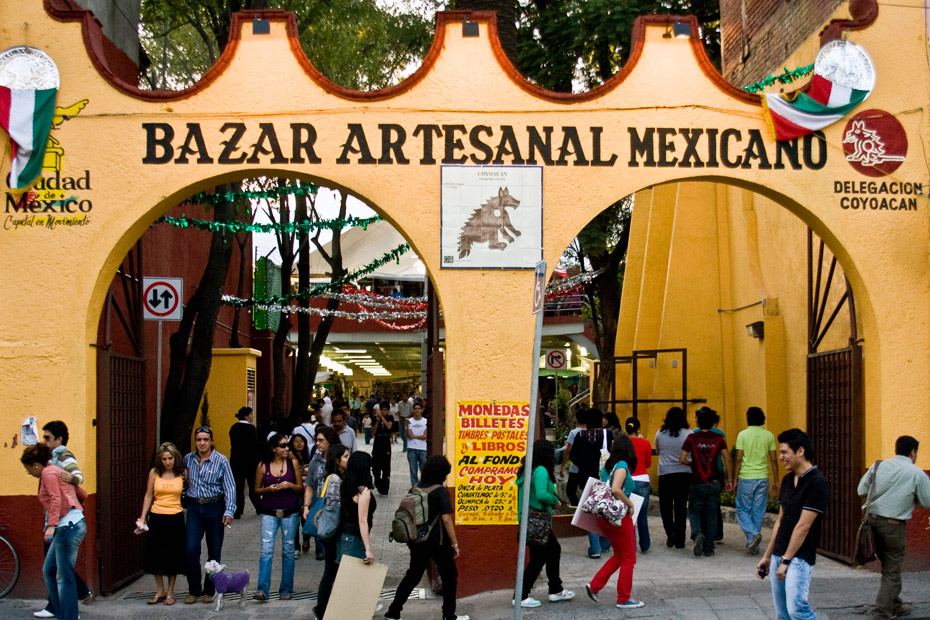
[0,86,58,189]
[763,74,870,142]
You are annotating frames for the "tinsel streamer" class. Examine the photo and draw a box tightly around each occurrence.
[156,213,382,234]
[742,64,815,93]
[190,183,319,205]
[234,299,427,321]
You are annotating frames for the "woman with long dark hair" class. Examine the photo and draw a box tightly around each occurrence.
[625,417,653,553]
[339,451,377,564]
[138,442,187,605]
[515,439,574,608]
[655,406,691,549]
[253,433,303,601]
[303,426,340,559]
[311,444,349,620]
[22,444,87,620]
[585,434,643,609]
[288,433,311,558]
[385,456,469,620]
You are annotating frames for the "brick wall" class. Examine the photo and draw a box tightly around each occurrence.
[720,0,844,86]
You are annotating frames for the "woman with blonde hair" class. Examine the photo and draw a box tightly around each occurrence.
[138,442,187,605]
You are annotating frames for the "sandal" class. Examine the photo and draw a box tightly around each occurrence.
[164,596,176,606]
[147,594,167,605]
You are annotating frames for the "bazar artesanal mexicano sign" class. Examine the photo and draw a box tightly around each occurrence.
[141,121,829,170]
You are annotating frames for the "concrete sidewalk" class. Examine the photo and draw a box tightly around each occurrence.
[3,439,929,619]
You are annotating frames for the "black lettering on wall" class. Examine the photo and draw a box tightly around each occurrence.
[378,124,410,164]
[705,128,719,167]
[142,123,174,164]
[442,125,468,164]
[174,123,214,164]
[336,124,377,164]
[556,127,589,166]
[291,123,322,163]
[657,128,678,167]
[741,129,771,169]
[803,131,827,170]
[469,126,493,164]
[413,124,442,164]
[628,128,655,167]
[247,123,288,164]
[774,139,801,170]
[679,128,704,168]
[591,127,617,166]
[218,123,247,164]
[526,126,554,165]
[720,129,743,168]
[493,126,525,165]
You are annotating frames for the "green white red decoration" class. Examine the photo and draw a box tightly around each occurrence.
[0,86,57,189]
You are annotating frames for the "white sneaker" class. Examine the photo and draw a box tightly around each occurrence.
[515,597,542,608]
[33,611,55,619]
[548,589,575,602]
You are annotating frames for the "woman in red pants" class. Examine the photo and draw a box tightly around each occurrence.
[585,434,645,609]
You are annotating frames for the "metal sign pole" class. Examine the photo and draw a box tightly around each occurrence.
[156,320,163,444]
[514,260,545,619]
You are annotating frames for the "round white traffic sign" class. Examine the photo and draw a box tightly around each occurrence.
[143,278,182,320]
[546,349,566,370]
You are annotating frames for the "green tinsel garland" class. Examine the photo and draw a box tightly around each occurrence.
[156,213,382,234]
[222,242,412,307]
[190,183,319,206]
[742,64,815,93]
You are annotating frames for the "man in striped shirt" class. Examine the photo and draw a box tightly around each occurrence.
[183,427,236,605]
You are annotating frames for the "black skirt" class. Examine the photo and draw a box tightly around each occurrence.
[144,511,187,576]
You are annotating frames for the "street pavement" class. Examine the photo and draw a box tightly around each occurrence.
[3,437,930,619]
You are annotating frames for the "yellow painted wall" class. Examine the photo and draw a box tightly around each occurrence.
[1,2,929,506]
[190,348,262,460]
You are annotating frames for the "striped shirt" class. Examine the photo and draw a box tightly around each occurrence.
[51,445,83,485]
[184,449,236,518]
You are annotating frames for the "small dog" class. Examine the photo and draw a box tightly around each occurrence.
[204,560,249,612]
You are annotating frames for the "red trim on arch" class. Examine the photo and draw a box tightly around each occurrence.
[41,3,759,108]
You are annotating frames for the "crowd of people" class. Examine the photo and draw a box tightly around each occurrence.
[18,400,930,620]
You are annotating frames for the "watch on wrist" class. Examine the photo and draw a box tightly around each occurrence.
[780,556,792,565]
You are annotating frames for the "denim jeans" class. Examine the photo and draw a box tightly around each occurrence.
[399,421,408,450]
[407,449,427,486]
[338,532,366,563]
[736,478,769,545]
[44,519,86,620]
[257,513,298,596]
[587,532,611,556]
[770,555,818,620]
[185,500,226,596]
[633,480,651,552]
[689,480,721,554]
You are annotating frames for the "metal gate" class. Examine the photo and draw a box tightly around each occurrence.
[96,246,148,592]
[806,229,863,563]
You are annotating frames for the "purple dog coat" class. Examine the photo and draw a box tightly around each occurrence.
[210,570,249,593]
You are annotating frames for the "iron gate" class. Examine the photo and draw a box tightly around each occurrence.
[806,229,863,563]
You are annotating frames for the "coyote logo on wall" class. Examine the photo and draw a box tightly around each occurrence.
[457,187,521,258]
[843,120,905,167]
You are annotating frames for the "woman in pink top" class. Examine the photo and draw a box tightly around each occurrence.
[22,444,86,620]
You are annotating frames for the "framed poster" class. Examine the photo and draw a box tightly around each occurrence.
[440,165,543,269]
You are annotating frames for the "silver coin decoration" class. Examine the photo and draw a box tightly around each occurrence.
[0,46,60,90]
[815,40,875,92]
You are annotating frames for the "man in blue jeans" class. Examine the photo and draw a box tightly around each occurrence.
[183,427,236,605]
[680,407,734,557]
[406,402,428,485]
[756,428,831,620]
[734,407,779,554]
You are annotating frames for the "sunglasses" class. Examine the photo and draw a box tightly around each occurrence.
[276,443,288,448]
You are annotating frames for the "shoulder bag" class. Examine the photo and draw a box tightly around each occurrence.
[314,474,342,541]
[854,459,882,565]
[581,464,628,526]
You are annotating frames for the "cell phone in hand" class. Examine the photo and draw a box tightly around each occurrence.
[757,564,768,579]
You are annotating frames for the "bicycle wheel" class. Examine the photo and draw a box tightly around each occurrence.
[0,535,19,598]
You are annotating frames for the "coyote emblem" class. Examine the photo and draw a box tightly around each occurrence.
[843,120,905,167]
[457,187,521,259]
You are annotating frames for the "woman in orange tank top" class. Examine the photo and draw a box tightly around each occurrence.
[139,442,187,606]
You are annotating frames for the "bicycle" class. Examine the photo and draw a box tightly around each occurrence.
[0,528,20,598]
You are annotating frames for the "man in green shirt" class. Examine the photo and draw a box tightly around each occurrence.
[857,435,930,619]
[734,407,778,555]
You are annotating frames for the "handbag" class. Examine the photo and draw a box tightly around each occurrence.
[303,496,325,537]
[314,474,342,541]
[526,508,552,546]
[581,465,628,526]
[854,459,882,565]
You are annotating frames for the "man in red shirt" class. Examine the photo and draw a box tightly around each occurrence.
[680,407,734,557]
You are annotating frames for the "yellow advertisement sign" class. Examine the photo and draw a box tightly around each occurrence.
[454,400,529,525]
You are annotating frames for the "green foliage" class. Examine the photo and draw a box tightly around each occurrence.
[140,0,435,90]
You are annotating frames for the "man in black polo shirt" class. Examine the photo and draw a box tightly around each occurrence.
[756,428,830,620]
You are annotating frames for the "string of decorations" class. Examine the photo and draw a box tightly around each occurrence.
[189,183,319,206]
[546,269,604,293]
[228,300,427,321]
[325,288,428,309]
[370,317,428,331]
[742,64,815,93]
[155,213,383,234]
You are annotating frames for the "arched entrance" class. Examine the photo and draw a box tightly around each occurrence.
[2,3,928,596]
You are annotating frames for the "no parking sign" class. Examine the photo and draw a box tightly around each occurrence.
[142,277,183,321]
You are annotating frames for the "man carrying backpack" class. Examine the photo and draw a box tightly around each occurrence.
[385,455,470,620]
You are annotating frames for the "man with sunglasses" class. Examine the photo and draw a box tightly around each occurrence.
[183,427,236,605]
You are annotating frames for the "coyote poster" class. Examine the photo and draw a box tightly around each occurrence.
[440,165,543,269]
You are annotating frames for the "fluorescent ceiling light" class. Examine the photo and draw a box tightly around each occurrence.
[335,348,367,353]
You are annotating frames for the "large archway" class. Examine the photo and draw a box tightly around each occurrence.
[2,2,928,596]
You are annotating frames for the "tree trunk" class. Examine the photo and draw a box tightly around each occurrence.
[291,192,311,416]
[271,188,295,422]
[160,190,236,452]
[229,227,250,348]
